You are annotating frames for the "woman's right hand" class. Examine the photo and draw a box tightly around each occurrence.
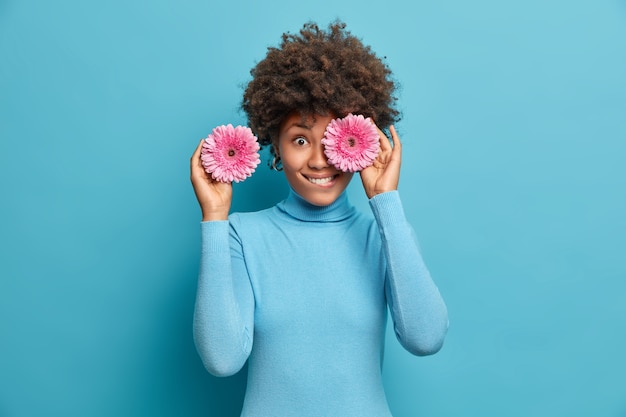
[190,139,233,221]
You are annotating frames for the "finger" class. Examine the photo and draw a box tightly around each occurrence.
[191,139,211,183]
[191,139,203,164]
[191,139,207,169]
[376,127,392,153]
[389,125,402,157]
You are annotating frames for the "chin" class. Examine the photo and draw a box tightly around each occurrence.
[295,183,349,207]
[304,194,341,207]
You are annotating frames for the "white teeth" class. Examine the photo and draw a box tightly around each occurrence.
[307,176,333,185]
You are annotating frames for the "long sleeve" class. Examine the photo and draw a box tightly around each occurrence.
[193,220,255,376]
[369,191,449,356]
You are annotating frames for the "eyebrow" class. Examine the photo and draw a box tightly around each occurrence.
[283,121,312,131]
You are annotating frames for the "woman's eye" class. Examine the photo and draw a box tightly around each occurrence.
[293,137,308,146]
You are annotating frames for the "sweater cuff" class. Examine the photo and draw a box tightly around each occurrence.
[368,191,407,229]
[200,221,230,254]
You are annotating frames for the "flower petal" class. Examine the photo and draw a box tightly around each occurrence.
[200,124,261,182]
[322,114,380,172]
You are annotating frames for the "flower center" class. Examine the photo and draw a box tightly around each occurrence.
[228,149,236,157]
[347,137,356,147]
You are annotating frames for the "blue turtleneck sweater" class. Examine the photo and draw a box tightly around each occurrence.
[193,190,448,417]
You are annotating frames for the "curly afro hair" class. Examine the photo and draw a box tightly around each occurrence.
[242,21,400,152]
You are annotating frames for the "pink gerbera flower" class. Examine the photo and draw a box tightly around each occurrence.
[201,124,261,183]
[322,114,380,172]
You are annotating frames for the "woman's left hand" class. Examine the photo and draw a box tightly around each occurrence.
[360,125,402,199]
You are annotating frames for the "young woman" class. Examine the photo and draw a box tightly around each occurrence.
[190,21,448,417]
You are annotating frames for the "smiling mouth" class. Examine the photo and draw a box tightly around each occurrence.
[305,175,337,185]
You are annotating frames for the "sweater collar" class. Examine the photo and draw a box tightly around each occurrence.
[277,188,356,222]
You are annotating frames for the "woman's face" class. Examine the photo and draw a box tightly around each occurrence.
[277,112,354,206]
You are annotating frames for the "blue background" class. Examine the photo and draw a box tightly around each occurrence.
[1,0,625,416]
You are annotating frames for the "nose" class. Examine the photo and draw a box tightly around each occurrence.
[308,141,329,169]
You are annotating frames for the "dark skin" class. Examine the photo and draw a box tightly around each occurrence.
[190,117,402,220]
